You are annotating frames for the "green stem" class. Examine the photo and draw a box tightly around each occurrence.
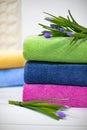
[9,100,19,106]
[8,100,61,120]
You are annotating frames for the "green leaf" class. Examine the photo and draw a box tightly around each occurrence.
[9,98,67,106]
[29,103,64,110]
[43,12,58,19]
[68,10,78,24]
[26,105,61,120]
[71,32,87,38]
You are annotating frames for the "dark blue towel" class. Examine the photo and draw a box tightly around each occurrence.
[24,61,87,86]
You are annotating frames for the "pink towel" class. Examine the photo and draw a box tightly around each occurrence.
[23,84,87,108]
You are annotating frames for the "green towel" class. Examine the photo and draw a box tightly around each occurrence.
[23,35,87,63]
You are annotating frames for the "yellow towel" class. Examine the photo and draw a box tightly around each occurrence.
[0,50,25,69]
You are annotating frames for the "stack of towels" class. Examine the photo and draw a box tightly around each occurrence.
[23,35,87,107]
[0,50,25,87]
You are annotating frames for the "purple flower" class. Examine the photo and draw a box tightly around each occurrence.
[55,110,66,118]
[44,32,51,38]
[50,24,57,28]
[42,30,49,34]
[58,27,64,32]
[45,17,52,21]
[66,31,73,36]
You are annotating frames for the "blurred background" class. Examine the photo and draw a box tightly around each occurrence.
[0,0,87,49]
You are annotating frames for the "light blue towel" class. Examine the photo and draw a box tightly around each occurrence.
[0,68,24,87]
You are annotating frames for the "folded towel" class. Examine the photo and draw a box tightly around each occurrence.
[23,35,87,63]
[0,50,25,69]
[23,83,87,108]
[24,61,87,86]
[0,68,24,87]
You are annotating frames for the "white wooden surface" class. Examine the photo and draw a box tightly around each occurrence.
[0,87,87,130]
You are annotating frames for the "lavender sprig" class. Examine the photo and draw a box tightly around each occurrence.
[55,110,66,118]
[38,10,87,43]
[8,98,68,120]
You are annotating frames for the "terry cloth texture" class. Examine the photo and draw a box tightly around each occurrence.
[0,50,25,69]
[24,61,87,86]
[23,83,87,108]
[0,68,24,87]
[23,35,87,63]
[0,0,21,49]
